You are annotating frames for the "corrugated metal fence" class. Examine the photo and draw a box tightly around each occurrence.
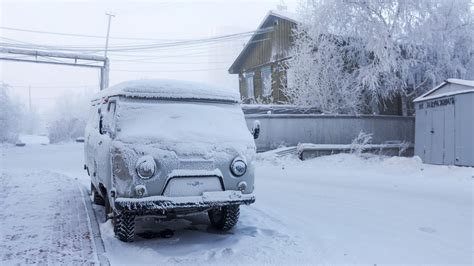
[245,114,415,152]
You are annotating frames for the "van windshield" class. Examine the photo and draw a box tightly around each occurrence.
[115,100,252,144]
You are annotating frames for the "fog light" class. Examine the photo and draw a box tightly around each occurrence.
[237,181,247,192]
[135,185,147,198]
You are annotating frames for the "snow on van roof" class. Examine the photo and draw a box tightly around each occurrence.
[94,79,240,103]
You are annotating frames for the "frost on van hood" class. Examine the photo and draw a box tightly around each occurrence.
[95,79,240,103]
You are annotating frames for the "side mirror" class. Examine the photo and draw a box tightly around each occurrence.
[251,120,260,140]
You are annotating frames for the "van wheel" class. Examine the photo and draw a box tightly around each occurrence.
[91,183,105,206]
[114,212,135,242]
[208,205,240,231]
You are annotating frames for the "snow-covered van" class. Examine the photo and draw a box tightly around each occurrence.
[84,80,257,242]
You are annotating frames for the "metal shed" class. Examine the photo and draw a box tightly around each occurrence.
[414,79,474,167]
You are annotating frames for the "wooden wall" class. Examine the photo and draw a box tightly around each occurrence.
[237,16,296,104]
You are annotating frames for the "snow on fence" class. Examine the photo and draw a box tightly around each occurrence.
[244,111,415,152]
[296,143,414,160]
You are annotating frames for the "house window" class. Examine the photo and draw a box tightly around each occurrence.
[244,72,255,99]
[261,66,272,97]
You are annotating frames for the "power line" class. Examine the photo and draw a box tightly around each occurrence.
[0,26,181,41]
[0,35,174,49]
[0,26,270,48]
[113,59,232,65]
[111,67,228,73]
[0,34,251,52]
[0,35,267,61]
[0,28,270,54]
[6,84,98,88]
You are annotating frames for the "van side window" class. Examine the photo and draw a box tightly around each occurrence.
[104,101,117,136]
[108,102,116,113]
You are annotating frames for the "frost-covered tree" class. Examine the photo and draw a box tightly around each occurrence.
[47,91,91,143]
[0,83,23,143]
[285,0,474,114]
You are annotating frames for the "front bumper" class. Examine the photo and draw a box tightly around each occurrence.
[114,191,255,214]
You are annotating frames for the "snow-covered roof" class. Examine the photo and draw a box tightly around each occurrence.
[268,10,298,24]
[446,78,474,87]
[413,79,474,102]
[94,79,240,103]
[228,10,298,74]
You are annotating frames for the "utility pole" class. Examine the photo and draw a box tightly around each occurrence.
[101,13,115,90]
[104,13,115,58]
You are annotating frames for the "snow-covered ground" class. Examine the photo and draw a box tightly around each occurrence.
[1,139,472,265]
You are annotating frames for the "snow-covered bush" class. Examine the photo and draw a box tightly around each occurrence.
[48,118,86,143]
[47,91,91,143]
[0,83,23,143]
[285,0,474,115]
[350,131,373,156]
[398,141,411,157]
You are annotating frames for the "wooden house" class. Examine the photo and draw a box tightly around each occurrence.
[228,10,297,104]
[229,10,405,115]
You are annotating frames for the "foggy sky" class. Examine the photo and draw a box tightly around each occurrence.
[0,0,298,113]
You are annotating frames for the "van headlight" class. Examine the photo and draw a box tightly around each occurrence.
[136,156,156,180]
[230,157,247,177]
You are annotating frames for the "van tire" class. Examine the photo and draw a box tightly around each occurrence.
[91,184,105,206]
[208,205,240,231]
[114,212,135,242]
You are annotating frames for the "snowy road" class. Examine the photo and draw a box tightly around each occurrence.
[0,170,97,264]
[1,141,473,265]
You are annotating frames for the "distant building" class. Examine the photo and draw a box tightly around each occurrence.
[228,10,297,104]
[414,79,474,166]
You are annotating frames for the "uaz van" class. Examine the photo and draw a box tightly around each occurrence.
[84,80,257,242]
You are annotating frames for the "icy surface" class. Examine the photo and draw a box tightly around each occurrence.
[95,79,240,103]
[1,141,473,265]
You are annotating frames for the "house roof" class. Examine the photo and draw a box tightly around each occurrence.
[228,10,298,74]
[413,79,474,102]
[268,10,298,24]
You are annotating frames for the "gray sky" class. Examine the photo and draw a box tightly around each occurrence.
[0,0,298,113]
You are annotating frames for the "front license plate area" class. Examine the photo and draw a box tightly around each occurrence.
[163,177,223,197]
